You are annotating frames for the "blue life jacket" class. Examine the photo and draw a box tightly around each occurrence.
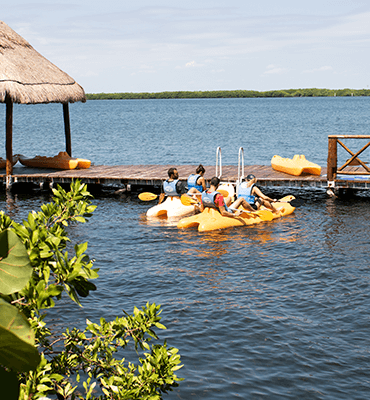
[187,174,203,192]
[201,191,229,212]
[163,179,180,197]
[237,182,255,204]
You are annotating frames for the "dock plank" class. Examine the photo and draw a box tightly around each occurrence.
[1,164,369,190]
[0,164,330,189]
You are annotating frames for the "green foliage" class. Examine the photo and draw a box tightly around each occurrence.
[0,228,32,294]
[85,88,370,100]
[0,180,182,399]
[52,303,182,400]
[0,299,40,372]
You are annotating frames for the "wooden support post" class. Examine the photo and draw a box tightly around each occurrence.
[5,96,13,188]
[63,102,72,156]
[327,136,337,181]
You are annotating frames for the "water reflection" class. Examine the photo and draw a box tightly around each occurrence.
[3,187,370,398]
[323,194,370,250]
[140,213,181,227]
[5,191,17,217]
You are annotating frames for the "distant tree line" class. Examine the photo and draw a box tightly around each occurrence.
[86,88,370,100]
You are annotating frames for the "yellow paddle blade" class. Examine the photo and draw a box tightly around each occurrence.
[138,192,158,201]
[255,209,274,221]
[180,195,198,206]
[218,189,230,197]
[237,211,256,219]
[234,208,273,221]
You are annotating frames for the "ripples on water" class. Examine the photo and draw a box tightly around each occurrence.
[1,97,370,398]
[2,97,370,166]
[2,187,370,399]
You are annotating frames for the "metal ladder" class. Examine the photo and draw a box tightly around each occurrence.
[236,147,245,196]
[215,146,222,179]
[215,146,245,183]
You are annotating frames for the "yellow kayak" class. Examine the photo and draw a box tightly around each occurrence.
[18,152,91,170]
[177,195,296,232]
[271,155,321,176]
[74,158,91,169]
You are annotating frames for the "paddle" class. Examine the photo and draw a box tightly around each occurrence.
[251,210,273,221]
[218,189,231,197]
[138,192,158,201]
[180,195,198,206]
[181,195,273,221]
[230,208,274,221]
[139,189,230,202]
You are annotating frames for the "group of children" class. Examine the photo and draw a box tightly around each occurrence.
[160,164,279,217]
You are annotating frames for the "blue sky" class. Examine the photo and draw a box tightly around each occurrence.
[3,1,370,93]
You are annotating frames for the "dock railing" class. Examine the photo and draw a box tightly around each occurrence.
[327,135,370,183]
[215,146,222,178]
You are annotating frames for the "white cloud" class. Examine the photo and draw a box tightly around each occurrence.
[302,66,333,74]
[185,61,196,67]
[5,1,370,92]
[263,65,289,75]
[82,70,99,77]
[185,60,204,68]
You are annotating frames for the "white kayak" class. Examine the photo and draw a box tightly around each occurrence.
[146,196,196,218]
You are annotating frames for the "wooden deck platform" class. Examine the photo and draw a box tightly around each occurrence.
[2,163,370,193]
[0,164,330,191]
[2,135,370,193]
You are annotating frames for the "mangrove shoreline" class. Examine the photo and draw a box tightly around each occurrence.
[86,88,370,100]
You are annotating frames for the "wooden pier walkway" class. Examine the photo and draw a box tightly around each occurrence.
[3,135,370,194]
[0,164,328,192]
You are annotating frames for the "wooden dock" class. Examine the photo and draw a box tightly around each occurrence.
[2,135,370,194]
[0,164,328,192]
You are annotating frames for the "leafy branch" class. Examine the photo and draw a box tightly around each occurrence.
[0,180,182,400]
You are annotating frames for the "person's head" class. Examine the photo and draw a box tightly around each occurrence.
[245,174,256,183]
[210,176,220,188]
[196,164,205,175]
[168,167,179,179]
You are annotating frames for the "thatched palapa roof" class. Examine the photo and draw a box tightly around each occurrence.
[0,20,86,104]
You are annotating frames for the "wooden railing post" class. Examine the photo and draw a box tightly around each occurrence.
[63,103,72,156]
[5,95,13,187]
[327,136,337,181]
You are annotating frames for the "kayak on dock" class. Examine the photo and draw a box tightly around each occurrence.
[177,195,296,232]
[271,154,321,176]
[18,152,91,170]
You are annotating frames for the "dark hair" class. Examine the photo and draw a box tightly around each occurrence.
[210,176,220,187]
[246,174,256,181]
[196,164,205,174]
[168,167,177,178]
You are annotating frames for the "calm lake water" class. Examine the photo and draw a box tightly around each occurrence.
[1,97,370,399]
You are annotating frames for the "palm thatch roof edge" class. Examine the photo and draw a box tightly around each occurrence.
[0,20,86,104]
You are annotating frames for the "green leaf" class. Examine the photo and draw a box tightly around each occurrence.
[154,322,166,330]
[46,285,63,297]
[75,242,88,257]
[36,383,53,391]
[0,299,40,371]
[0,299,34,345]
[0,229,32,295]
[142,342,150,350]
